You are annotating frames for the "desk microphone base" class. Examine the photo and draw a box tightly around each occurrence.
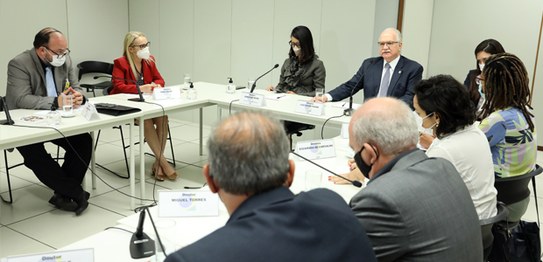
[128,98,145,102]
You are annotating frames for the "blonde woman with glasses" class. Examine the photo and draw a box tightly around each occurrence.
[111,31,177,181]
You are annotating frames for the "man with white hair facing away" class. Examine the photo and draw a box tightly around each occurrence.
[348,97,483,261]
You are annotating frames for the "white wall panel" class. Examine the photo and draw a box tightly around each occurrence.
[193,0,231,84]
[320,0,376,100]
[128,0,160,59]
[0,0,66,96]
[159,0,195,86]
[67,0,128,65]
[231,0,274,88]
[401,0,433,79]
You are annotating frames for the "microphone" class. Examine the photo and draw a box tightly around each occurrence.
[0,96,14,125]
[94,75,145,102]
[250,64,279,93]
[129,209,156,259]
[343,71,364,116]
[291,151,362,187]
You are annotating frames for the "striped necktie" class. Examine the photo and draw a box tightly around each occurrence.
[378,63,391,97]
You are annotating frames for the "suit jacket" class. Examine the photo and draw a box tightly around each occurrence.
[6,48,83,110]
[110,56,165,95]
[328,55,422,108]
[275,55,325,97]
[350,149,483,262]
[165,187,377,262]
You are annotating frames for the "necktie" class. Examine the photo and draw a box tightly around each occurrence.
[378,63,391,97]
[45,67,57,97]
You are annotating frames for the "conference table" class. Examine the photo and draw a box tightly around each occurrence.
[1,82,361,261]
[0,107,140,206]
[87,82,354,208]
[0,82,354,209]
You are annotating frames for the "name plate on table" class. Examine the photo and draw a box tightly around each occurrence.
[239,92,266,107]
[6,248,94,262]
[152,86,182,100]
[295,139,336,160]
[81,102,100,121]
[295,100,324,116]
[158,190,219,217]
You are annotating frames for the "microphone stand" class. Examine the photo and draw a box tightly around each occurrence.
[250,64,280,93]
[94,75,145,102]
[343,71,364,116]
[0,96,14,125]
[291,151,362,187]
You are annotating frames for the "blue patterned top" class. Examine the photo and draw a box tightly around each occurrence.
[479,107,537,178]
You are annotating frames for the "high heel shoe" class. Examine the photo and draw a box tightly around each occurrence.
[151,165,166,181]
[166,171,178,181]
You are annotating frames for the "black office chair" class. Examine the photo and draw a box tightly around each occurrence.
[480,201,509,261]
[77,61,114,97]
[494,164,543,224]
[2,147,63,204]
[284,121,315,151]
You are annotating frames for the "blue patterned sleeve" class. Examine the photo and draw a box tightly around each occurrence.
[479,113,507,147]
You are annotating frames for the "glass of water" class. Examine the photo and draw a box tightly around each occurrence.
[62,94,73,116]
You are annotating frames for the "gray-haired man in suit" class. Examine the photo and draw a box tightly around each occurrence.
[314,28,422,108]
[348,97,483,261]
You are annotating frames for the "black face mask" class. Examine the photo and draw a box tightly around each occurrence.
[353,145,378,179]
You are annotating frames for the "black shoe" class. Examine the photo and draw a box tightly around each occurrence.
[48,193,78,211]
[74,191,89,216]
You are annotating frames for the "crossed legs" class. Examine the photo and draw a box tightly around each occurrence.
[144,115,177,181]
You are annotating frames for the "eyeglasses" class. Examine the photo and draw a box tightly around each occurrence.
[130,42,151,49]
[288,41,301,48]
[43,46,70,59]
[377,41,399,47]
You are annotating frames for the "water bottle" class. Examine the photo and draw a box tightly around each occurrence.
[186,82,197,100]
[226,77,236,94]
[183,73,191,91]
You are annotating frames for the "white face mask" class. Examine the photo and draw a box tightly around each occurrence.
[137,47,151,60]
[49,54,66,67]
[292,46,301,56]
[49,51,66,67]
[419,112,436,136]
[479,63,485,71]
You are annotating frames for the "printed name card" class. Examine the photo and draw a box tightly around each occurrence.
[295,139,336,160]
[295,100,324,116]
[239,92,266,107]
[81,102,100,121]
[6,248,94,262]
[158,190,219,217]
[152,86,182,100]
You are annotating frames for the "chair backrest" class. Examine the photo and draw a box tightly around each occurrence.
[494,164,543,205]
[77,61,114,81]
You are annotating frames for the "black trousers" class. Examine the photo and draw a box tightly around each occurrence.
[16,133,92,199]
